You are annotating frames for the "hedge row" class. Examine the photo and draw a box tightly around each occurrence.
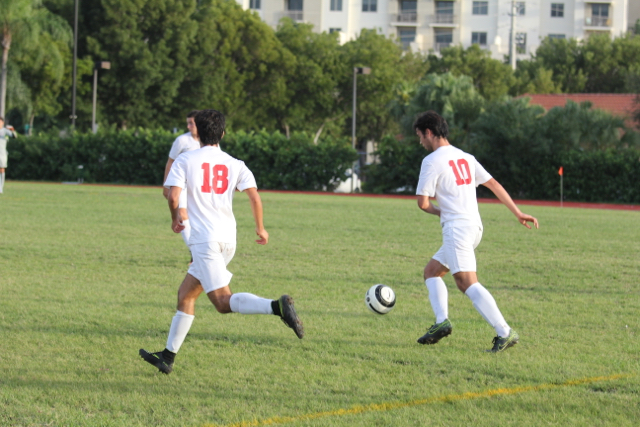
[363,136,640,204]
[5,130,357,191]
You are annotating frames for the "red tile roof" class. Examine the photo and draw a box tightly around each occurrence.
[522,93,639,128]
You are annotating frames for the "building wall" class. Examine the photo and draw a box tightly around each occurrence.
[235,0,630,59]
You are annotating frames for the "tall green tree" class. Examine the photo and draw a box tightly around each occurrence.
[275,19,346,140]
[533,37,588,93]
[82,0,198,129]
[179,0,294,133]
[0,0,41,117]
[427,44,515,101]
[338,29,428,143]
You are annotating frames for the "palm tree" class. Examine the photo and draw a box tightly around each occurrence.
[0,0,40,117]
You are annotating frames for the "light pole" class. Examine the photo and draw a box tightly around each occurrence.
[351,66,371,193]
[71,0,79,128]
[92,61,111,133]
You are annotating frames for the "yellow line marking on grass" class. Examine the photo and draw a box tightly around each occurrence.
[203,374,633,427]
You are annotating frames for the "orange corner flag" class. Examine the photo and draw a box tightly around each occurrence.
[558,166,563,176]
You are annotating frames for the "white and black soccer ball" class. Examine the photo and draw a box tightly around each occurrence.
[365,284,396,315]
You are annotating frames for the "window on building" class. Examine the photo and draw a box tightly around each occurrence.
[590,3,609,26]
[329,28,342,33]
[436,1,454,23]
[400,0,417,12]
[516,2,525,16]
[551,3,564,18]
[287,0,303,11]
[249,0,261,9]
[471,32,487,46]
[516,32,527,54]
[472,1,488,15]
[434,28,453,51]
[363,0,377,12]
[398,27,416,50]
[547,34,566,40]
[330,0,342,11]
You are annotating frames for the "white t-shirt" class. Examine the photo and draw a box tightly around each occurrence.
[416,145,492,228]
[168,132,200,160]
[164,145,257,245]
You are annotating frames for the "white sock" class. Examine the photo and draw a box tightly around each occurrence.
[0,171,4,192]
[180,219,191,247]
[426,277,448,323]
[229,293,274,315]
[166,310,195,353]
[465,283,510,337]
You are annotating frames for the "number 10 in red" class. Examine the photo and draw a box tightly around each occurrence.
[201,163,229,194]
[448,159,471,186]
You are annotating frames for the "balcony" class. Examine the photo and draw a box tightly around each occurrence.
[429,14,457,27]
[585,16,611,27]
[391,12,418,24]
[281,11,304,22]
[434,42,452,52]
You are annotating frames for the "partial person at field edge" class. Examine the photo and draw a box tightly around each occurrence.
[163,110,201,252]
[0,117,17,194]
[140,109,304,375]
[413,110,539,353]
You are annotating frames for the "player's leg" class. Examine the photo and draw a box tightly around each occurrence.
[139,273,201,374]
[418,253,453,345]
[450,226,518,352]
[199,242,304,338]
[0,167,5,193]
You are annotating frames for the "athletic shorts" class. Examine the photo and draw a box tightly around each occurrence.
[187,241,236,293]
[178,190,187,209]
[432,223,483,275]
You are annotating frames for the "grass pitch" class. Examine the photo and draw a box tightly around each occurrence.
[1,182,638,426]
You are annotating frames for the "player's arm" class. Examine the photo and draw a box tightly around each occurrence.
[481,178,539,229]
[162,158,175,199]
[244,187,269,245]
[168,186,185,233]
[417,195,441,217]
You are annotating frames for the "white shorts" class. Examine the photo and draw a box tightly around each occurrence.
[187,241,236,293]
[432,223,483,275]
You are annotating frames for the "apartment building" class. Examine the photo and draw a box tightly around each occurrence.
[236,1,630,60]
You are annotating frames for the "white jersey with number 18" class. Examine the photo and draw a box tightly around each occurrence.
[164,145,257,245]
[416,145,492,228]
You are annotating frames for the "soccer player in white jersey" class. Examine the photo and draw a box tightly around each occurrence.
[413,111,538,353]
[162,110,201,252]
[140,109,304,374]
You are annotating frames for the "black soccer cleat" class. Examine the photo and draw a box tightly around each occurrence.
[487,329,519,353]
[139,349,174,374]
[278,295,304,339]
[417,319,453,345]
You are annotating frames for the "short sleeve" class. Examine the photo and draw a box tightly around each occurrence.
[164,155,187,189]
[416,158,437,197]
[168,136,184,160]
[473,158,492,187]
[235,162,257,192]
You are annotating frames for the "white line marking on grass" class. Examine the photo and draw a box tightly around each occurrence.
[203,374,633,427]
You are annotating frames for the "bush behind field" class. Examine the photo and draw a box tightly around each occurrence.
[6,129,357,190]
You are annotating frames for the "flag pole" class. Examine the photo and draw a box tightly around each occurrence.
[559,166,563,208]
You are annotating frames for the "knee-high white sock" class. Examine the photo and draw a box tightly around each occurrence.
[166,310,195,353]
[426,277,448,323]
[0,171,4,192]
[180,219,191,247]
[465,283,510,337]
[229,293,273,314]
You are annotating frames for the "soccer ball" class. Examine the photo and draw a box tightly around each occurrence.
[365,284,396,315]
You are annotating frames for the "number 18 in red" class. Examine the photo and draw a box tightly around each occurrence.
[201,163,229,194]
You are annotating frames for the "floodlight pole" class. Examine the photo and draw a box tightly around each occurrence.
[71,0,79,128]
[509,0,517,70]
[92,61,111,133]
[351,66,371,193]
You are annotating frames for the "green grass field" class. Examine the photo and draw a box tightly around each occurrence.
[1,182,638,426]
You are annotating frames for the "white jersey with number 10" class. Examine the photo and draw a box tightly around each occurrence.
[416,145,492,228]
[164,145,257,245]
